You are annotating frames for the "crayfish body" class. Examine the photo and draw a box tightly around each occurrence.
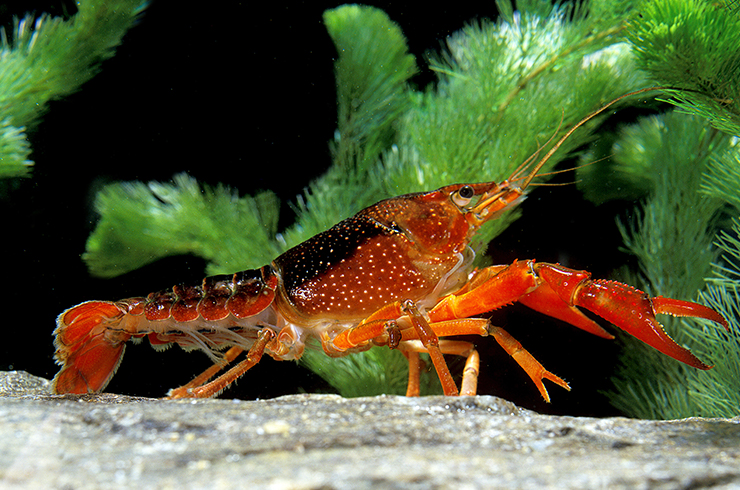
[51,177,728,401]
[52,94,730,401]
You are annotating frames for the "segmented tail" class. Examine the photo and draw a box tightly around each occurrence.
[52,301,129,394]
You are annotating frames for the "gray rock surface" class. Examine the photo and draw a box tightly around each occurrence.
[1,370,739,489]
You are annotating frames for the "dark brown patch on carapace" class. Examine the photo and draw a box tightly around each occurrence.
[274,194,466,320]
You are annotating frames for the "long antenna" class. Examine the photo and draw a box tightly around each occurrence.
[518,86,663,191]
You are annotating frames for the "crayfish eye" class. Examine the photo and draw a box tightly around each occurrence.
[452,185,475,207]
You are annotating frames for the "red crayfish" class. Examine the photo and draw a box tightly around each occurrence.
[52,92,730,401]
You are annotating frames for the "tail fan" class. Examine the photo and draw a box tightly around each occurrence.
[51,301,129,394]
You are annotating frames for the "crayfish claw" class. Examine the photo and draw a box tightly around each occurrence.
[574,281,725,370]
[652,296,730,331]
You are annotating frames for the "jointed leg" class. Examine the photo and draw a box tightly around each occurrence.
[437,340,480,396]
[401,300,458,396]
[399,339,482,396]
[461,350,480,396]
[167,329,275,399]
[488,325,569,402]
[402,350,421,397]
[328,299,491,397]
[167,345,244,397]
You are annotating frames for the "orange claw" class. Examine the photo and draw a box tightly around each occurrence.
[652,296,730,331]
[573,280,727,370]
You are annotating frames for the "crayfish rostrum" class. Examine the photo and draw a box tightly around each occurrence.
[52,92,730,401]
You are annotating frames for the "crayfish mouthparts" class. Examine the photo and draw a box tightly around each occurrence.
[469,182,527,226]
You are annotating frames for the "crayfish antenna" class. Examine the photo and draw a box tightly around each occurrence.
[513,87,665,192]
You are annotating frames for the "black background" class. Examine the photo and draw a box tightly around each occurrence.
[1,1,639,416]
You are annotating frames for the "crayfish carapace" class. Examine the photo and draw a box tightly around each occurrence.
[52,90,730,401]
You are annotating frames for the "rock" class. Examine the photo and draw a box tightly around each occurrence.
[1,370,739,489]
[0,370,51,397]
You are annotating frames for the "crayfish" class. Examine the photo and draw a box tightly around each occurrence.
[52,91,730,401]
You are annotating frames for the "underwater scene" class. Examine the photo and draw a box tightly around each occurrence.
[1,0,738,419]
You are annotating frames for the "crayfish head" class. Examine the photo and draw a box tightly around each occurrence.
[371,181,526,256]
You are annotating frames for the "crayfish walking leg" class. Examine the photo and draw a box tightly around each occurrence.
[401,300,458,396]
[399,340,482,396]
[167,329,275,399]
[329,299,491,397]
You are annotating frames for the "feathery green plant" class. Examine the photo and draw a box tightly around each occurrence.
[626,0,740,136]
[85,175,283,277]
[583,113,740,419]
[694,227,740,417]
[0,0,147,179]
[0,119,31,178]
[87,2,643,277]
[574,0,740,419]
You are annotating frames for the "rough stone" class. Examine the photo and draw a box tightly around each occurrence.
[1,370,739,489]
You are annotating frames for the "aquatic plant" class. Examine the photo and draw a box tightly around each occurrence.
[578,0,740,418]
[0,0,147,179]
[579,112,740,419]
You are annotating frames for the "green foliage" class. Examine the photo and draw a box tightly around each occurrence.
[703,145,740,209]
[279,5,419,243]
[579,0,740,417]
[88,1,645,273]
[694,227,740,416]
[379,0,644,251]
[626,0,740,136]
[85,174,283,277]
[596,113,740,419]
[0,119,32,178]
[0,0,146,179]
[615,113,727,296]
[324,4,418,175]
